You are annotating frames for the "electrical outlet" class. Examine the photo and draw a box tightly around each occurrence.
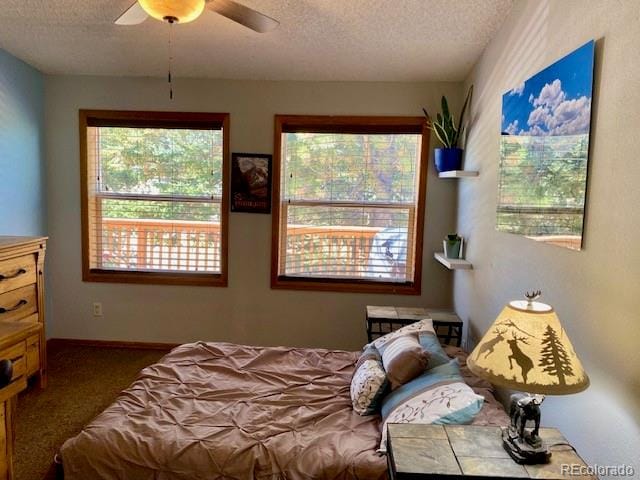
[93,302,103,317]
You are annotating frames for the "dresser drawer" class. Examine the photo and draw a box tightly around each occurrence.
[0,285,37,323]
[0,342,26,383]
[0,254,37,296]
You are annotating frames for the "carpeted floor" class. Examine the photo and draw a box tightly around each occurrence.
[14,342,170,480]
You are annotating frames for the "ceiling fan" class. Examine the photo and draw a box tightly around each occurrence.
[115,0,279,33]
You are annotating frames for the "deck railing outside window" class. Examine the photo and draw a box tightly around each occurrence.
[101,218,383,277]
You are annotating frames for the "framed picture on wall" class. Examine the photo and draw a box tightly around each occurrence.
[498,40,595,251]
[230,153,272,214]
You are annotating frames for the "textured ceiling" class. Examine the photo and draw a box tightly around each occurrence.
[0,0,513,81]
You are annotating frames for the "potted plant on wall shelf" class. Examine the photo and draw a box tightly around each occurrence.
[443,234,464,259]
[423,85,473,172]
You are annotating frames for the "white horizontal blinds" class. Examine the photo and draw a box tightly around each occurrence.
[86,125,223,273]
[281,131,421,283]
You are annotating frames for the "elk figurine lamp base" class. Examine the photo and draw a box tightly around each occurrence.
[503,393,552,464]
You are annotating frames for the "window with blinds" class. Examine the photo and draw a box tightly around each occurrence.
[80,110,229,286]
[271,115,428,294]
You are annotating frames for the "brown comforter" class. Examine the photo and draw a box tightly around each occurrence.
[60,342,508,480]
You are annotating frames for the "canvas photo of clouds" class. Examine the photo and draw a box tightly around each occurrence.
[497,40,595,251]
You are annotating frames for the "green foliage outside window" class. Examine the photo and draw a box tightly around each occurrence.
[98,127,223,222]
[284,132,420,229]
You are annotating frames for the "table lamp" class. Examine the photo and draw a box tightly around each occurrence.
[467,291,589,464]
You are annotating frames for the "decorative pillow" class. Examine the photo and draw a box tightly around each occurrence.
[378,335,430,390]
[368,319,436,350]
[378,359,484,452]
[350,347,388,415]
[419,331,451,369]
[354,344,382,371]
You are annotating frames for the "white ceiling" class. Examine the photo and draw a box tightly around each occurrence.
[0,0,513,81]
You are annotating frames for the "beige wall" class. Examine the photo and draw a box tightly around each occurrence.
[456,0,639,473]
[44,75,461,350]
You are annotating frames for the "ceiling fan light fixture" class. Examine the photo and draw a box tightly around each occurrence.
[138,0,206,23]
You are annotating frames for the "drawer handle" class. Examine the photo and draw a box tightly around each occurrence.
[0,359,12,388]
[0,299,27,314]
[0,268,27,281]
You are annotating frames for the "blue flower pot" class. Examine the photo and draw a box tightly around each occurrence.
[434,148,463,172]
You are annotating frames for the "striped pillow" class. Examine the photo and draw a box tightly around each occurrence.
[368,319,436,350]
[379,334,429,390]
[378,359,484,452]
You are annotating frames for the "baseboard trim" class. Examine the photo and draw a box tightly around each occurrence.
[47,338,180,350]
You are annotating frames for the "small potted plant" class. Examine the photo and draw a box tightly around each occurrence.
[443,234,464,259]
[423,85,473,172]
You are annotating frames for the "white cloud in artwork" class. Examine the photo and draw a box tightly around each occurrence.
[504,120,519,135]
[521,79,591,136]
[527,106,549,127]
[519,124,546,136]
[509,81,525,96]
[528,93,535,104]
[532,79,566,109]
[547,96,591,135]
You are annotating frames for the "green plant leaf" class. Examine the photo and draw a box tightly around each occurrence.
[432,123,446,145]
[441,96,450,122]
[433,122,452,147]
[427,87,474,148]
[456,85,474,146]
[448,114,458,142]
[458,125,466,146]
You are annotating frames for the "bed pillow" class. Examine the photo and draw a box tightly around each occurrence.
[350,346,388,415]
[354,344,381,370]
[419,330,451,369]
[368,318,436,350]
[378,359,484,452]
[378,334,430,390]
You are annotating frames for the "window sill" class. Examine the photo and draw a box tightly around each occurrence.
[83,269,227,287]
[271,275,420,295]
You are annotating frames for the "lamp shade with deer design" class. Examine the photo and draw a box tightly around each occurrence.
[467,297,589,395]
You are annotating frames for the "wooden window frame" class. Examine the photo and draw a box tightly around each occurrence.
[79,110,230,287]
[270,115,429,295]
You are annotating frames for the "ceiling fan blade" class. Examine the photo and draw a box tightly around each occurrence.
[115,2,149,25]
[207,0,279,33]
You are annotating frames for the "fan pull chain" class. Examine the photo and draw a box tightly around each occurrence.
[168,20,174,100]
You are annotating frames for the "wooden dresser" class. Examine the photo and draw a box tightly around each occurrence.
[0,236,47,480]
[0,236,47,389]
[0,322,42,480]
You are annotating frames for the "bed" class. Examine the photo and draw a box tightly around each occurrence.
[59,342,509,480]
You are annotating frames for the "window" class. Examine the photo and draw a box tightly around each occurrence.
[271,115,428,294]
[80,110,229,286]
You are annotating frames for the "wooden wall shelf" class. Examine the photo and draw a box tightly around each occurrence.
[438,170,479,178]
[434,252,472,270]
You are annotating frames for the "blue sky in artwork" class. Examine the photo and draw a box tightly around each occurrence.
[501,41,595,136]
